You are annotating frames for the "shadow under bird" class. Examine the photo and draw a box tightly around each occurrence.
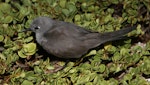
[24,16,136,59]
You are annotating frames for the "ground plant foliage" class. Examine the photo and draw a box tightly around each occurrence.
[0,0,150,85]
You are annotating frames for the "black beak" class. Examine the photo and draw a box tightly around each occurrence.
[19,28,32,33]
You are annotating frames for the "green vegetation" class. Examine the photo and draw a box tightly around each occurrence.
[0,0,150,84]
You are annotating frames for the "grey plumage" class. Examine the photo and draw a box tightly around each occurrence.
[28,16,136,58]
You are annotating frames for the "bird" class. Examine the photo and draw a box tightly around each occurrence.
[25,16,136,59]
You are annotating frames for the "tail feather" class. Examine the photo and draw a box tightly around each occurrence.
[99,25,137,44]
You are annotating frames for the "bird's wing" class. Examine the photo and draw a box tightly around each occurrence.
[42,23,91,58]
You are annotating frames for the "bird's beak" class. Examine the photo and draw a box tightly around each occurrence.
[18,28,32,33]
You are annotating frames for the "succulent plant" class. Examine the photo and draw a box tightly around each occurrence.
[18,43,36,58]
[0,0,150,85]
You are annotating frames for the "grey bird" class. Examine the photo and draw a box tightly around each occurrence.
[26,16,136,59]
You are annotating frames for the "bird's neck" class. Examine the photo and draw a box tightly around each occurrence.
[36,33,47,45]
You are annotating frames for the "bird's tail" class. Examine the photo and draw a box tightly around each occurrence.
[98,25,137,44]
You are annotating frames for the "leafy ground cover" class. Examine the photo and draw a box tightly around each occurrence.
[0,0,150,85]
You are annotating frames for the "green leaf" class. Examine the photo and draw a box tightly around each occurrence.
[0,3,11,13]
[34,66,43,73]
[104,14,112,23]
[23,43,36,53]
[18,50,27,58]
[112,52,122,62]
[3,16,13,24]
[24,36,34,43]
[76,75,90,84]
[74,14,81,21]
[0,53,6,61]
[22,0,32,6]
[86,50,96,56]
[0,35,4,42]
[21,80,33,85]
[67,3,77,14]
[99,64,106,73]
[111,0,119,4]
[18,43,36,58]
[62,9,70,17]
[20,7,30,16]
[123,74,132,81]
[81,3,87,10]
[59,0,66,8]
[120,48,129,56]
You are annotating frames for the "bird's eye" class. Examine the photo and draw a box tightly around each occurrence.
[34,26,40,30]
